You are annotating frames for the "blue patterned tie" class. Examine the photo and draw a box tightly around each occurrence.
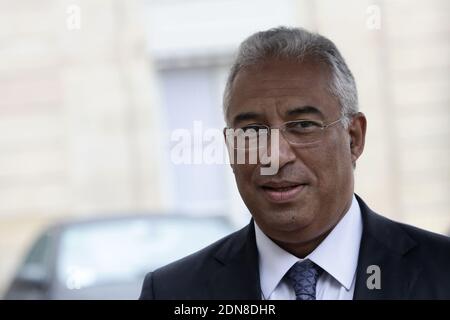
[286,259,323,300]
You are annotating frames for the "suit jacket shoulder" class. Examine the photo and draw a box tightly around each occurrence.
[398,219,450,259]
[354,195,450,299]
[139,223,260,300]
[397,219,450,297]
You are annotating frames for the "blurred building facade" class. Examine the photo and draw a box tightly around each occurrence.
[0,0,448,295]
[0,0,165,294]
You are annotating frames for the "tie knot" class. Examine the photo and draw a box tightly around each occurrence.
[286,259,323,300]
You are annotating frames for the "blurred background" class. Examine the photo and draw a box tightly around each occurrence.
[0,0,449,299]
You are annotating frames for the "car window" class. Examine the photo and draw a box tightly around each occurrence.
[56,217,233,289]
[23,232,52,268]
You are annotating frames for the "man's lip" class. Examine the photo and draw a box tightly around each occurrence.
[260,181,305,188]
[260,184,306,203]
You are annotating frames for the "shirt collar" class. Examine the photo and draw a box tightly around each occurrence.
[254,194,363,299]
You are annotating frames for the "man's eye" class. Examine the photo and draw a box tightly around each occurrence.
[240,125,267,133]
[289,120,320,130]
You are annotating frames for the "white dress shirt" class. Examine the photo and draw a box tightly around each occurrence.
[254,194,363,300]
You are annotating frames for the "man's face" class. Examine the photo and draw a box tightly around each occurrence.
[226,58,366,247]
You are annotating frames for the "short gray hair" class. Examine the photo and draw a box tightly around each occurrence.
[223,26,358,127]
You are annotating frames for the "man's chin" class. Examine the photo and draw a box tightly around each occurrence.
[258,208,316,233]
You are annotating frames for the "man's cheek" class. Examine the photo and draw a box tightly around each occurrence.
[234,166,253,186]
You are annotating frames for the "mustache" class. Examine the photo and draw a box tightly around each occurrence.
[255,167,310,186]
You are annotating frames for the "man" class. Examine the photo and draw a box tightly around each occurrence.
[140,27,450,300]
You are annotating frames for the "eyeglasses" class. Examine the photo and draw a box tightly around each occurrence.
[225,117,345,150]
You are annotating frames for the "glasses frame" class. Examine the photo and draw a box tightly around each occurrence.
[225,116,347,150]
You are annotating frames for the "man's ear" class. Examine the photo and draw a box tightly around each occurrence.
[348,112,367,166]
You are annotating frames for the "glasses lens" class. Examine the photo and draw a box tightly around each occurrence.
[227,128,264,150]
[226,119,331,149]
[283,120,323,145]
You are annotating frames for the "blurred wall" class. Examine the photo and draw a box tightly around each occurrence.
[0,0,164,294]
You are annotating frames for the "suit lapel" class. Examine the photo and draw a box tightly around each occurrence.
[207,221,261,299]
[353,195,422,299]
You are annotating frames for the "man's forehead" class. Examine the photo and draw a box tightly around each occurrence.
[225,60,338,125]
[230,61,330,99]
[231,60,330,96]
[230,105,326,126]
[236,57,329,79]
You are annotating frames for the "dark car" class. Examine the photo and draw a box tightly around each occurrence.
[4,214,236,299]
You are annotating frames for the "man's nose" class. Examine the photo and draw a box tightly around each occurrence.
[277,132,297,168]
[262,131,296,169]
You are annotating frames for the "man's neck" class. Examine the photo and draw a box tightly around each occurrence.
[272,228,332,258]
[271,197,353,258]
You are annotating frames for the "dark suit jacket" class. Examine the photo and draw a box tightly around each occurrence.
[139,195,450,299]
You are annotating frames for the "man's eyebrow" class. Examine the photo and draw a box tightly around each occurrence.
[231,106,323,125]
[232,112,263,126]
[286,105,324,118]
